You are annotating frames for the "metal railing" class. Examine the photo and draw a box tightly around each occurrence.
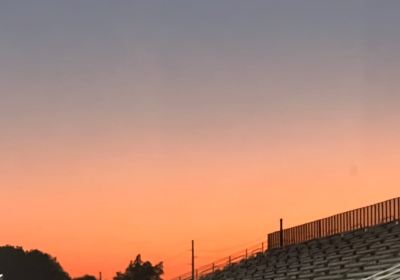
[268,197,400,249]
[171,242,266,280]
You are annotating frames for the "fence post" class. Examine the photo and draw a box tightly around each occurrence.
[318,220,322,238]
[280,218,284,247]
[398,197,400,221]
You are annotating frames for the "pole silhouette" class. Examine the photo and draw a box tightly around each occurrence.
[192,240,195,280]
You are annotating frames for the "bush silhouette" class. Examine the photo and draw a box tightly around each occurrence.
[73,275,97,280]
[114,254,163,280]
[0,245,70,280]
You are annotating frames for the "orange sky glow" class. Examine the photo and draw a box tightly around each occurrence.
[1,1,400,279]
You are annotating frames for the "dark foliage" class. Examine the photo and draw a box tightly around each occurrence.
[114,255,163,280]
[0,245,70,280]
[73,275,97,280]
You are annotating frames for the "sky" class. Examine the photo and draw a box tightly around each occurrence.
[1,0,400,279]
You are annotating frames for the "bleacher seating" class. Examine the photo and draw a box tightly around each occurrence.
[201,221,400,280]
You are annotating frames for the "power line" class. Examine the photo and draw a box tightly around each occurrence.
[196,236,266,254]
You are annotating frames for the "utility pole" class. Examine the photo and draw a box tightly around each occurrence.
[192,240,195,280]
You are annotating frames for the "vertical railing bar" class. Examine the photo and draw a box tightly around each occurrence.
[336,214,338,233]
[301,225,303,243]
[326,217,329,235]
[386,200,389,221]
[393,198,396,220]
[314,221,317,238]
[356,208,359,228]
[299,226,302,243]
[362,206,365,227]
[354,209,358,229]
[340,213,343,232]
[370,205,373,226]
[383,201,387,222]
[354,209,356,229]
[293,227,296,244]
[305,224,310,240]
[397,197,400,221]
[356,208,358,228]
[342,213,346,231]
[370,205,372,226]
[348,211,351,231]
[311,222,314,239]
[394,198,396,220]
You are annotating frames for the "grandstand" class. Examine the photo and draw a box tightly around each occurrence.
[172,197,400,280]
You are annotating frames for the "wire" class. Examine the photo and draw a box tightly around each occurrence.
[196,236,266,254]
[164,249,191,262]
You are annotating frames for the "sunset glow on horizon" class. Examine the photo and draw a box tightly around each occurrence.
[1,1,400,279]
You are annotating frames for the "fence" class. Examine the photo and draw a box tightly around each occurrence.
[171,197,400,280]
[170,242,266,280]
[268,197,400,249]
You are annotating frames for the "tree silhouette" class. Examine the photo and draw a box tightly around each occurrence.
[73,275,97,280]
[114,255,163,280]
[0,245,70,280]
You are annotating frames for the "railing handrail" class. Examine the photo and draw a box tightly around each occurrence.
[268,197,400,249]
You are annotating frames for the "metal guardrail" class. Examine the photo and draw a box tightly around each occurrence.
[268,197,400,249]
[171,197,400,280]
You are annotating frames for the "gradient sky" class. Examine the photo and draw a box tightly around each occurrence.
[1,1,400,279]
